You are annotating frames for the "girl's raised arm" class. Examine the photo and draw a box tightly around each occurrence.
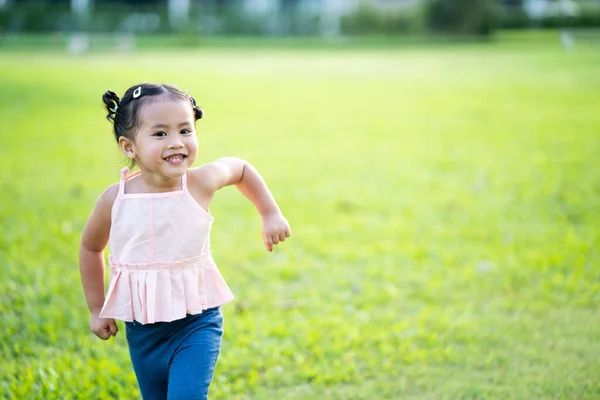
[190,157,291,251]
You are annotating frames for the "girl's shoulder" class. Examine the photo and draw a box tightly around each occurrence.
[86,183,120,226]
[187,157,245,193]
[97,183,120,208]
[187,163,221,194]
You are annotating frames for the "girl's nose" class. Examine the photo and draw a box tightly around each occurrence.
[167,136,184,149]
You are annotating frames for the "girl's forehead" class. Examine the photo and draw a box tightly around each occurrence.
[140,96,194,122]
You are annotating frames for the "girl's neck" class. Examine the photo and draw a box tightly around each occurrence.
[129,169,184,194]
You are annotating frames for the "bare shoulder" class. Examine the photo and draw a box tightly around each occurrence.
[187,163,214,191]
[96,183,120,210]
[187,163,224,194]
[188,158,245,192]
[81,183,119,251]
[91,183,120,221]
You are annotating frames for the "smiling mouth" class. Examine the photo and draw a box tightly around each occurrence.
[164,154,187,164]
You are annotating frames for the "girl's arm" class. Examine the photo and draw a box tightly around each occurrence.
[79,184,119,339]
[190,157,291,251]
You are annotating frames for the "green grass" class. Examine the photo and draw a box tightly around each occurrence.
[1,32,599,399]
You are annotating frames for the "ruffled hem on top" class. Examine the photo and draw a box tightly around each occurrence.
[99,254,234,324]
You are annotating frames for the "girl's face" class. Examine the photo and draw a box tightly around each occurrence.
[121,95,198,182]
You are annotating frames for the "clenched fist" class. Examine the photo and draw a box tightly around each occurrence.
[89,309,118,340]
[262,212,291,252]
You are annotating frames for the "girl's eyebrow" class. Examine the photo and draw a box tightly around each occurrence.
[149,122,192,130]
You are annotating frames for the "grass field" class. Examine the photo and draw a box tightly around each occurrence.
[1,32,599,399]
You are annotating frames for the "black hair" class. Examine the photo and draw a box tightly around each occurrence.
[102,83,203,144]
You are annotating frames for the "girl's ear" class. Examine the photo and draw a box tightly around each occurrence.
[119,136,136,160]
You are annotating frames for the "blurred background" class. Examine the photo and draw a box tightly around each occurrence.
[0,0,599,42]
[1,1,599,400]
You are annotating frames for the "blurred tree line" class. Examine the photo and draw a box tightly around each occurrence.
[0,0,599,36]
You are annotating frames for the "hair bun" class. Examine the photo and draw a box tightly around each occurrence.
[102,90,121,121]
[189,96,203,120]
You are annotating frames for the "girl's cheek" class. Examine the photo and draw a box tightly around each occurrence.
[188,140,199,154]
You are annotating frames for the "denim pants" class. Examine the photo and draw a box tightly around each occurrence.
[125,307,224,400]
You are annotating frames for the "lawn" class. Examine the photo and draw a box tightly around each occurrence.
[1,32,599,399]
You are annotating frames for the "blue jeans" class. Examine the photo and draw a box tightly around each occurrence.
[125,307,224,400]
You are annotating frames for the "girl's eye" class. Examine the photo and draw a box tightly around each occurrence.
[154,131,167,137]
[180,129,192,135]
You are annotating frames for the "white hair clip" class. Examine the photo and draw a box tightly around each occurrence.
[133,87,142,99]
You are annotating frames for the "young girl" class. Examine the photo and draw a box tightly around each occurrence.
[79,83,290,400]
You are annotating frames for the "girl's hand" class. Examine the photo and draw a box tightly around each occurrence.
[262,212,291,252]
[89,309,118,340]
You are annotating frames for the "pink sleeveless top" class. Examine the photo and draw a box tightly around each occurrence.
[99,167,234,324]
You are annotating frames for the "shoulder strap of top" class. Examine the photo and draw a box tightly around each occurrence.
[181,171,188,192]
[118,167,129,196]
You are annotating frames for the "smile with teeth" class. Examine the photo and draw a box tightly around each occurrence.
[164,154,187,165]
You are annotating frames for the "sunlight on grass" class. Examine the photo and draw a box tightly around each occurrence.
[1,37,599,399]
